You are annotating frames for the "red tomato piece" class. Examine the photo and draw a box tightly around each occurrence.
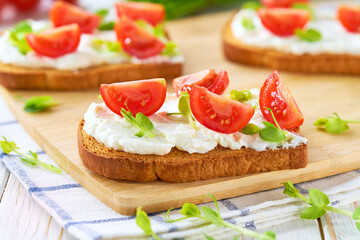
[259,71,304,129]
[190,86,255,134]
[26,24,81,58]
[100,78,167,116]
[338,5,360,33]
[49,1,100,33]
[261,0,309,8]
[258,8,310,36]
[115,2,165,26]
[12,0,39,11]
[172,69,229,97]
[115,16,165,59]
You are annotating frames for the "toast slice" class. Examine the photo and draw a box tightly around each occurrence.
[78,120,307,183]
[0,61,182,91]
[222,14,360,75]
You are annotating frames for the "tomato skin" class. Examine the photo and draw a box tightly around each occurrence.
[338,5,360,33]
[26,24,81,58]
[261,0,309,8]
[190,86,255,134]
[172,69,229,97]
[258,8,310,36]
[259,71,304,129]
[50,1,100,34]
[100,79,167,116]
[115,2,165,26]
[115,16,165,59]
[12,0,39,11]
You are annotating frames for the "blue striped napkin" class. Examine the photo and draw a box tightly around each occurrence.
[1,93,360,240]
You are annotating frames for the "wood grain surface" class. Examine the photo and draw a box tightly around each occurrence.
[0,10,360,216]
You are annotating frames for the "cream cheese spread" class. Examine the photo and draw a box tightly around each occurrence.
[231,6,360,55]
[83,89,307,155]
[0,20,184,70]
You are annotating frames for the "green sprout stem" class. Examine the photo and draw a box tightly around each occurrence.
[322,205,353,217]
[221,221,274,240]
[267,107,283,131]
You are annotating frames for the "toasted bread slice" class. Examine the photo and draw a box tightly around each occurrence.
[77,120,307,183]
[222,15,360,75]
[0,61,182,91]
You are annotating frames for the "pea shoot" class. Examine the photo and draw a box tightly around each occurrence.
[136,207,161,240]
[120,108,156,138]
[314,112,360,134]
[23,95,59,113]
[167,92,196,129]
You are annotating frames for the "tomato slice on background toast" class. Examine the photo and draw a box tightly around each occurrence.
[50,1,100,33]
[100,79,167,116]
[258,8,310,36]
[338,5,360,33]
[115,16,165,59]
[190,86,254,134]
[115,2,165,26]
[261,0,309,8]
[12,0,39,11]
[172,69,229,96]
[259,71,304,130]
[26,24,81,58]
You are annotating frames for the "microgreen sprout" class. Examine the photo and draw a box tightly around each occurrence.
[120,108,156,138]
[163,194,276,240]
[136,207,161,240]
[242,17,255,30]
[282,181,360,230]
[23,95,59,113]
[314,112,360,134]
[167,92,196,129]
[242,2,263,11]
[8,20,33,54]
[95,8,115,31]
[230,90,252,102]
[295,28,321,42]
[0,137,62,173]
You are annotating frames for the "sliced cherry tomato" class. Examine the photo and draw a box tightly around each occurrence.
[258,8,310,36]
[190,86,254,134]
[115,2,165,26]
[261,0,309,8]
[12,0,39,11]
[259,71,304,129]
[26,24,81,58]
[100,78,167,116]
[49,1,100,34]
[115,16,164,59]
[172,69,229,97]
[338,5,360,33]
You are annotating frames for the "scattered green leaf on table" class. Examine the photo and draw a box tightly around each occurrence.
[24,96,59,113]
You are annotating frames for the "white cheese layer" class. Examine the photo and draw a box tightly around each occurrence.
[231,6,360,55]
[83,89,307,155]
[0,20,184,70]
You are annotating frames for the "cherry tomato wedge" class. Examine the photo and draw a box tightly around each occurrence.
[259,71,304,129]
[261,0,309,8]
[115,2,165,26]
[12,0,39,11]
[26,24,81,58]
[258,8,310,36]
[190,86,254,134]
[172,69,229,97]
[338,5,360,33]
[100,78,167,116]
[50,1,100,33]
[115,16,165,59]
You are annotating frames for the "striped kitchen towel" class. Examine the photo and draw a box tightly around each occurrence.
[1,93,360,240]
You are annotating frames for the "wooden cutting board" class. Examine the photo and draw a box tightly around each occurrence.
[1,10,360,216]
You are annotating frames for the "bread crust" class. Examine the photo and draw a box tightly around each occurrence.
[0,61,182,90]
[222,14,360,75]
[77,120,308,183]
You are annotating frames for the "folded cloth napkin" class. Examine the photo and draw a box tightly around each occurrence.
[1,94,360,240]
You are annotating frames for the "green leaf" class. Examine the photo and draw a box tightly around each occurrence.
[24,96,59,113]
[314,118,328,127]
[325,118,349,134]
[98,21,115,31]
[242,2,262,10]
[356,222,360,231]
[180,203,200,217]
[282,181,300,198]
[259,123,287,142]
[264,230,276,239]
[95,8,109,18]
[177,92,196,129]
[295,28,322,42]
[240,123,260,135]
[242,17,255,30]
[120,108,156,138]
[0,137,19,154]
[352,207,360,220]
[230,90,252,102]
[203,233,216,240]
[92,39,120,52]
[162,41,180,57]
[136,207,152,236]
[300,206,326,219]
[8,21,33,54]
[153,23,167,41]
[201,206,224,226]
[309,189,330,207]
